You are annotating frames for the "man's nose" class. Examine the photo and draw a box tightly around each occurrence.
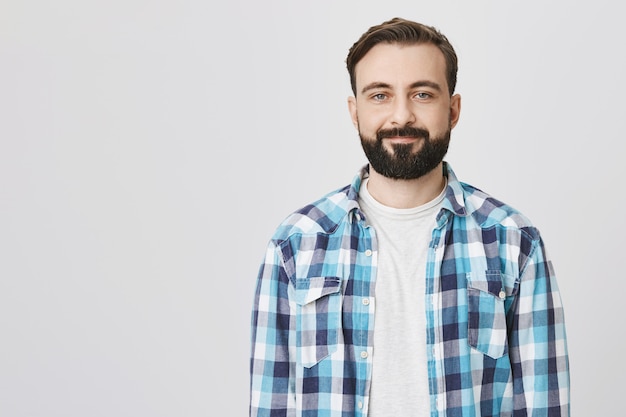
[390,97,416,126]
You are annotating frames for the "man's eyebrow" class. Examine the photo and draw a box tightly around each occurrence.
[409,80,442,91]
[360,80,443,95]
[360,82,392,95]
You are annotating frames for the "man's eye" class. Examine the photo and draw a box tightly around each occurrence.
[372,93,387,101]
[415,92,431,99]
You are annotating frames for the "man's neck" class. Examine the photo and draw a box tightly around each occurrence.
[365,163,446,209]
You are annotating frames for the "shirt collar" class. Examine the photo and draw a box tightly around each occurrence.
[349,162,468,219]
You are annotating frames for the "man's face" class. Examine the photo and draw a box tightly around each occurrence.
[347,43,461,180]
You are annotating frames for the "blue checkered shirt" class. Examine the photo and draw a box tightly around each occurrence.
[250,162,569,416]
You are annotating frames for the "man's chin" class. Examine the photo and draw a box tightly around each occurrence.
[385,141,423,155]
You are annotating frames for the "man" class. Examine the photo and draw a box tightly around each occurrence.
[250,17,569,416]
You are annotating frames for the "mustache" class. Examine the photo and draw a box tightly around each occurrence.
[376,126,430,141]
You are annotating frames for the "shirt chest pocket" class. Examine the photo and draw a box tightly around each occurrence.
[467,270,516,359]
[294,276,343,368]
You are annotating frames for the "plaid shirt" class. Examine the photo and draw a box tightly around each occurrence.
[250,162,569,417]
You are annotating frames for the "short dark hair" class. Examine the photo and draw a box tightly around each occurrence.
[346,17,458,96]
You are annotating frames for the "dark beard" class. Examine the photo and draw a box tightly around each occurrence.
[360,126,451,180]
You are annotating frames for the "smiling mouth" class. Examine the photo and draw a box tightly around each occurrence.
[385,136,420,144]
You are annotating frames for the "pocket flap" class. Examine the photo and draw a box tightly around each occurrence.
[467,270,518,298]
[295,276,342,305]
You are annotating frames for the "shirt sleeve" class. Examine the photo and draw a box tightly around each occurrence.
[509,235,570,415]
[250,240,296,417]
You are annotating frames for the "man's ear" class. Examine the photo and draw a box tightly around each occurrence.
[347,96,359,130]
[449,94,461,129]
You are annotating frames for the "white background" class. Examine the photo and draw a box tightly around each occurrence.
[1,1,624,415]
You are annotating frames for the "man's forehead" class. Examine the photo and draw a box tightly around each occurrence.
[356,42,445,69]
[354,43,447,88]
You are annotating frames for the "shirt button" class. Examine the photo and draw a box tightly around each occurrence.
[360,351,368,359]
[364,249,372,257]
[358,401,363,409]
[499,290,506,299]
[362,298,370,306]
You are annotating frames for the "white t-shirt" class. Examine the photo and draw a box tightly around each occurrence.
[358,178,446,416]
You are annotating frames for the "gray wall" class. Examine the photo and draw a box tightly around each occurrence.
[1,1,622,415]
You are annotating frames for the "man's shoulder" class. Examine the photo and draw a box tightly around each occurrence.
[458,181,539,238]
[444,163,534,232]
[271,184,355,241]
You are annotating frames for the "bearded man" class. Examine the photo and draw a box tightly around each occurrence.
[250,17,570,417]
